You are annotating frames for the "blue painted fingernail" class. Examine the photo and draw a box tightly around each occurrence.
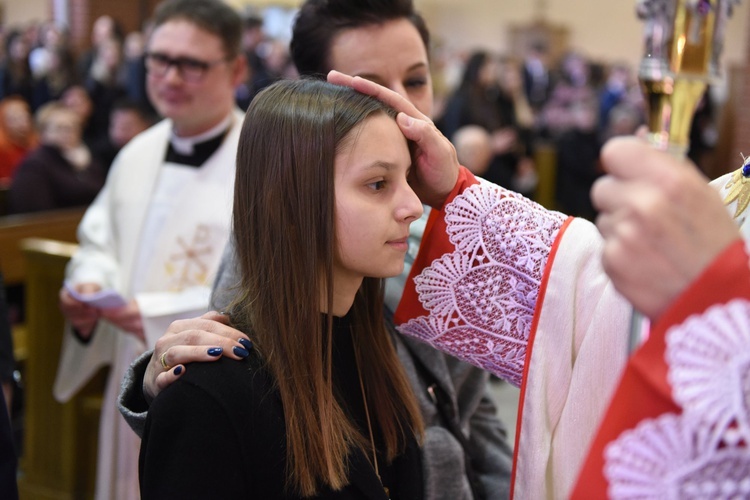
[207,347,223,356]
[174,366,183,375]
[233,346,249,358]
[238,338,253,350]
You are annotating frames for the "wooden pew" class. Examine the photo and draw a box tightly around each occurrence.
[17,238,106,500]
[0,208,85,288]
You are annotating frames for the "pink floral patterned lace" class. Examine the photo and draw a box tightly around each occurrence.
[604,298,750,499]
[397,181,566,387]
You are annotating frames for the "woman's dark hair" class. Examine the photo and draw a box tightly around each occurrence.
[290,0,430,77]
[231,78,423,496]
[459,50,490,90]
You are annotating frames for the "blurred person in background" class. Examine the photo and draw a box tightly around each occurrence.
[0,96,38,186]
[439,50,537,197]
[31,44,77,111]
[77,15,124,81]
[122,29,157,115]
[453,124,493,177]
[554,97,603,220]
[495,55,538,196]
[688,88,719,176]
[60,84,101,147]
[91,98,156,171]
[522,40,552,113]
[0,31,33,103]
[598,62,636,129]
[234,14,272,109]
[9,101,105,213]
[541,51,597,139]
[600,102,643,142]
[85,37,128,140]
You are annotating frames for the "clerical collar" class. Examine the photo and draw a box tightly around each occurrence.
[170,114,233,155]
[165,114,233,167]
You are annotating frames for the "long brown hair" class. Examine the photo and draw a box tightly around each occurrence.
[230,78,423,496]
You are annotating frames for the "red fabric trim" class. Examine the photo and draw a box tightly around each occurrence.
[509,215,575,499]
[394,166,479,324]
[570,238,750,498]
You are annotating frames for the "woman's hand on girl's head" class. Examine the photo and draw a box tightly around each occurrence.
[328,70,460,208]
[143,311,253,402]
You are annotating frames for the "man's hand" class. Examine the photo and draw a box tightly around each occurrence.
[327,70,460,208]
[592,137,740,320]
[144,311,253,401]
[59,283,102,339]
[100,300,145,342]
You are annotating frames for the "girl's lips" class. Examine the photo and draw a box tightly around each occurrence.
[387,237,409,251]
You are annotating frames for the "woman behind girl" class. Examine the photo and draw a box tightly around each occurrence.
[140,78,426,498]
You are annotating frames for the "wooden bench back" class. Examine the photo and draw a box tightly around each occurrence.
[0,208,85,287]
[17,238,104,500]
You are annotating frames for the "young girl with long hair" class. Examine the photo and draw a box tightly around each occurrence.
[139,78,425,498]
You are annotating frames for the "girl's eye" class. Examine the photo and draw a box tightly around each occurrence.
[367,180,386,191]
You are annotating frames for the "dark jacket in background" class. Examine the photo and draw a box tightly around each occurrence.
[9,144,106,214]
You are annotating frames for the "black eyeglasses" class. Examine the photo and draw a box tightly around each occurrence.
[144,52,229,83]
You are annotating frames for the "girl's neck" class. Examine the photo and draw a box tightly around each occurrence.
[322,275,362,317]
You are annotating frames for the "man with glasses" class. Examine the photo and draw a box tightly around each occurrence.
[55,1,246,498]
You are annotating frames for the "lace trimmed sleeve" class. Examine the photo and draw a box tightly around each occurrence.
[397,180,567,386]
[604,298,750,498]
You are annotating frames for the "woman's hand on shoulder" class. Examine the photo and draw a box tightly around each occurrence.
[144,311,253,401]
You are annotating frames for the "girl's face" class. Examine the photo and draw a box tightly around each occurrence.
[329,18,433,118]
[333,114,423,289]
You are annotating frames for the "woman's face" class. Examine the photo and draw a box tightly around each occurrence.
[42,109,82,150]
[61,87,93,121]
[478,57,499,87]
[2,101,32,140]
[499,61,522,93]
[329,18,433,118]
[333,113,423,288]
[9,36,29,62]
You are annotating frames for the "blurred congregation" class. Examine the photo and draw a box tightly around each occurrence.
[0,5,729,219]
[0,0,744,498]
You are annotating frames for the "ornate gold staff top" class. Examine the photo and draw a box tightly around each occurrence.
[637,0,740,157]
[629,0,740,353]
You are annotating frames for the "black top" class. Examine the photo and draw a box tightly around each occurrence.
[140,315,423,499]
